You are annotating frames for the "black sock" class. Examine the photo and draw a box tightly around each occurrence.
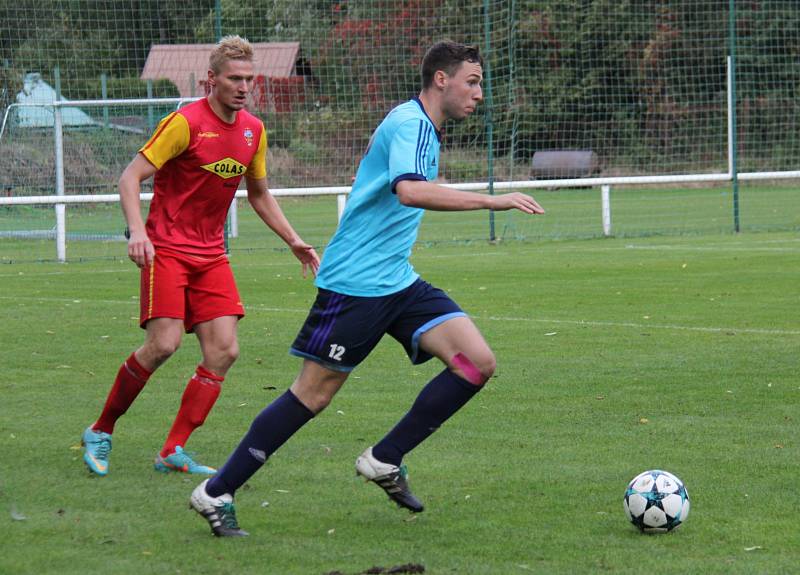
[206,390,313,497]
[372,368,482,466]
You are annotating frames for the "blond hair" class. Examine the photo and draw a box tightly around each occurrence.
[209,35,254,74]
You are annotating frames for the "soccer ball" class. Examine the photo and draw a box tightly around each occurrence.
[623,470,690,533]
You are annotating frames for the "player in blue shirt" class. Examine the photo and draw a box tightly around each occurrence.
[190,41,544,536]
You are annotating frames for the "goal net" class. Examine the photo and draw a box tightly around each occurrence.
[1,1,798,261]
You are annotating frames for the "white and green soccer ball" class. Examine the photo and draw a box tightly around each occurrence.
[623,470,690,533]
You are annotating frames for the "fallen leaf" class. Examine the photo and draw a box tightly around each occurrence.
[638,418,649,425]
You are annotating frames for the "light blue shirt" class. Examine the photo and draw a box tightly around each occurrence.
[315,98,441,296]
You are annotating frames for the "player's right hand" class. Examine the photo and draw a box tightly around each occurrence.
[490,192,545,215]
[127,229,155,268]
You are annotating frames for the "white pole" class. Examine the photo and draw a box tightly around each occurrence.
[601,184,612,237]
[54,105,66,262]
[337,193,347,221]
[228,197,239,238]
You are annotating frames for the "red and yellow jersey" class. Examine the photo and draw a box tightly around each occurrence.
[140,98,267,256]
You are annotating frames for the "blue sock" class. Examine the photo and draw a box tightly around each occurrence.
[206,390,313,497]
[371,368,482,467]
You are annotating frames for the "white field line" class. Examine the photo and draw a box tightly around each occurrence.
[0,261,295,278]
[2,237,797,276]
[484,315,800,336]
[3,295,798,336]
[617,245,800,253]
[549,239,800,254]
[0,295,310,314]
[0,253,505,280]
[0,268,135,278]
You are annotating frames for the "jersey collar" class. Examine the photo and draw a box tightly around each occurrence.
[412,97,442,142]
[202,97,241,129]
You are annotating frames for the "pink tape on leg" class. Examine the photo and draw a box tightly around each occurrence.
[452,352,485,386]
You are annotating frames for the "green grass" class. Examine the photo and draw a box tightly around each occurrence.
[1,228,798,574]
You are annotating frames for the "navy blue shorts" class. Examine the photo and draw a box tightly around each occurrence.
[290,278,465,372]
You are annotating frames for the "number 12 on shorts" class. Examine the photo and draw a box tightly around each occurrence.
[328,344,345,361]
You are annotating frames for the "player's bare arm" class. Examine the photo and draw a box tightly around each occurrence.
[119,153,158,268]
[245,176,320,277]
[395,179,544,214]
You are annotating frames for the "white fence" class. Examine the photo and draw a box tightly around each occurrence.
[2,59,799,261]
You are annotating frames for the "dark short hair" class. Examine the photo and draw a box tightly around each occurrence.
[421,41,483,88]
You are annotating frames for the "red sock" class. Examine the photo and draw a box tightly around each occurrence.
[93,352,152,434]
[160,365,223,457]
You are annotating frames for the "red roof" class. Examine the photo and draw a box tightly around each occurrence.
[141,42,300,98]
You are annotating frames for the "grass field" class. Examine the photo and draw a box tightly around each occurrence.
[1,207,799,573]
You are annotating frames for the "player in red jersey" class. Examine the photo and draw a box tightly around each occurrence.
[81,35,320,477]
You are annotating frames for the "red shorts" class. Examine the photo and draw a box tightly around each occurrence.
[140,248,244,332]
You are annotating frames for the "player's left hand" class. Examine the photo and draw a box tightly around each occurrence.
[290,239,320,278]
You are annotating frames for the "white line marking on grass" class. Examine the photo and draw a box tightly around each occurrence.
[4,296,797,336]
[545,241,800,254]
[483,315,800,336]
[0,295,310,314]
[620,245,800,253]
[0,261,294,278]
[227,261,300,269]
[414,251,503,259]
[0,295,139,305]
[412,238,800,257]
[239,304,309,314]
[0,268,135,278]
